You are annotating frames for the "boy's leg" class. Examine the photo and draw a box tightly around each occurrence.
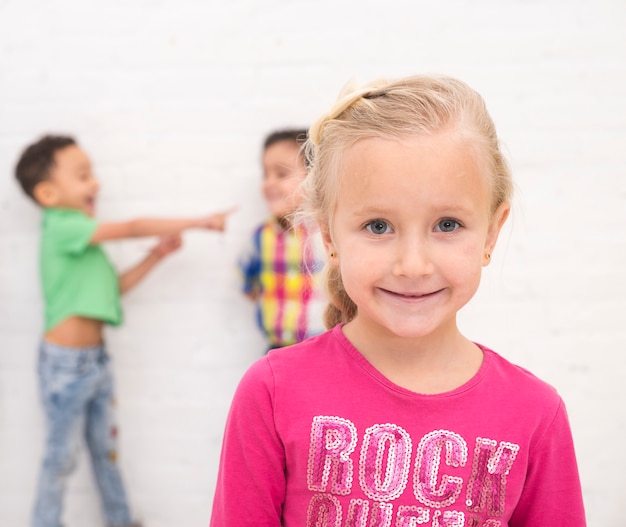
[32,342,91,527]
[85,348,133,527]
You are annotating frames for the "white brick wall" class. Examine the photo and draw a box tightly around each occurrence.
[1,1,624,525]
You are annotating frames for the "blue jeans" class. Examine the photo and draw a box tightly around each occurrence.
[32,341,133,527]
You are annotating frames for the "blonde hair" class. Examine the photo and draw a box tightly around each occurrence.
[301,75,513,329]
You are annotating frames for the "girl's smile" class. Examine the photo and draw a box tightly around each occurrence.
[378,287,444,301]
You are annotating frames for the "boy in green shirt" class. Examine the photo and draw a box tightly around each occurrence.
[15,134,233,527]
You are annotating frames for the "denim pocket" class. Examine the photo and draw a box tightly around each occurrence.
[38,342,101,408]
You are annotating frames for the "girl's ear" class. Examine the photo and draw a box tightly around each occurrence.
[319,222,338,265]
[484,201,510,263]
[33,181,60,207]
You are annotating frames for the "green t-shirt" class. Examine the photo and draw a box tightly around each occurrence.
[41,208,123,331]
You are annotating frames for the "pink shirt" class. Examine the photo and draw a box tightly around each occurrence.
[211,325,585,526]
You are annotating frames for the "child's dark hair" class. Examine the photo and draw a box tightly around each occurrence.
[15,134,77,201]
[263,129,308,151]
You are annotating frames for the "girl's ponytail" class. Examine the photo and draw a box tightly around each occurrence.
[324,265,357,328]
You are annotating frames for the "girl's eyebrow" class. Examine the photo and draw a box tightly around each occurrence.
[350,202,478,218]
[349,205,395,217]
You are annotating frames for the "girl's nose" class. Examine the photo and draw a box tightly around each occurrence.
[392,238,434,278]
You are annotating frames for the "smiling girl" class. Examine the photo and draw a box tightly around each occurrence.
[210,76,586,527]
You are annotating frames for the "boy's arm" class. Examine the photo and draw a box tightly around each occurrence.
[91,208,236,244]
[118,234,182,295]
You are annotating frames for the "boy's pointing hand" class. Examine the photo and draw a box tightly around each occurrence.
[199,206,238,232]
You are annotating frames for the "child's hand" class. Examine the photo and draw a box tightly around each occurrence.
[151,234,183,258]
[198,207,237,231]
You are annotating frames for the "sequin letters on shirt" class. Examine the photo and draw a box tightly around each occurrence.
[306,416,520,527]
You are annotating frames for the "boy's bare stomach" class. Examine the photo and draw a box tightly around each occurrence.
[45,316,104,348]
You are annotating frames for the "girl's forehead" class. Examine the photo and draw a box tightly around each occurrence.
[337,131,492,188]
[331,133,493,214]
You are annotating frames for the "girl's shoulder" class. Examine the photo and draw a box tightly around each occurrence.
[266,330,338,367]
[234,330,339,401]
[478,344,563,407]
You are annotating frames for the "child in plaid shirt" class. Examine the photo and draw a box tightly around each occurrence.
[239,129,325,350]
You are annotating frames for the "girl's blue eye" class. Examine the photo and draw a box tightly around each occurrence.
[436,219,460,233]
[366,219,391,235]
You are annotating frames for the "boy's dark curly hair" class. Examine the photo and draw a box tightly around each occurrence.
[15,134,76,202]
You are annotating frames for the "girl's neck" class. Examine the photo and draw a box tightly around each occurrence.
[342,317,483,395]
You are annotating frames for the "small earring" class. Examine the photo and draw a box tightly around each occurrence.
[329,252,336,258]
[485,253,491,260]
